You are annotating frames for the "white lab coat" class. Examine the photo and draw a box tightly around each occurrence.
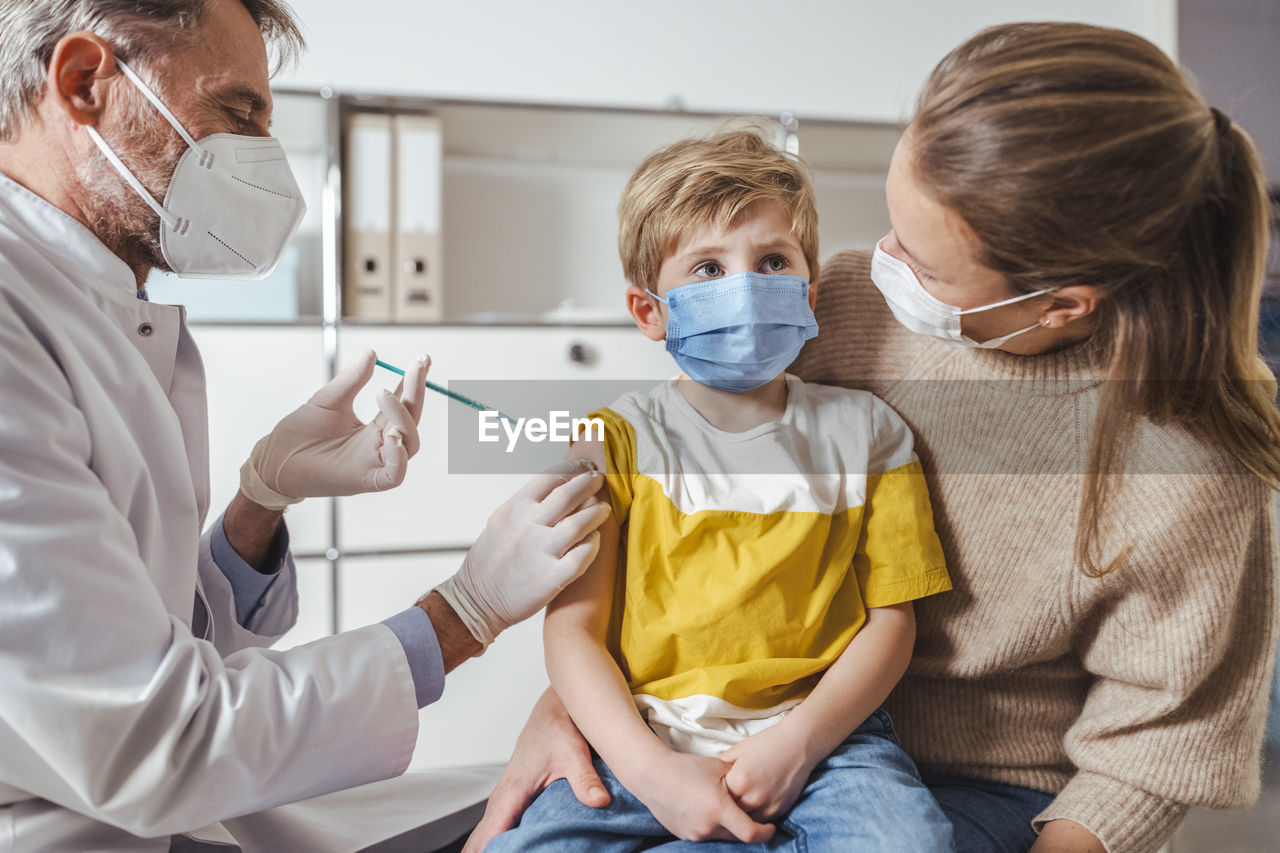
[0,171,420,852]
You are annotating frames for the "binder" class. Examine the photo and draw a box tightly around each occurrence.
[392,114,444,321]
[343,113,393,321]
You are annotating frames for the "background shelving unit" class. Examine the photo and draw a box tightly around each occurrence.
[158,89,900,770]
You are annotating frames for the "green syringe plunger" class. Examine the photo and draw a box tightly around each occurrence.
[375,359,517,424]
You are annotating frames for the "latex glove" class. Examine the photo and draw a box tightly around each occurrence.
[435,459,611,648]
[239,349,426,510]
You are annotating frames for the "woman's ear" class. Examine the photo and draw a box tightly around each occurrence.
[1040,285,1103,330]
[46,32,118,127]
[625,284,666,342]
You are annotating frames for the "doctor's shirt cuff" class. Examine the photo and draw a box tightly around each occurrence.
[382,606,446,708]
[211,513,287,625]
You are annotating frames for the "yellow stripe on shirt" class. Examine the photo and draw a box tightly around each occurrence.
[588,384,950,715]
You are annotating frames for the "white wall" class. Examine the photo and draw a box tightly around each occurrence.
[280,0,1176,121]
[1179,0,1280,182]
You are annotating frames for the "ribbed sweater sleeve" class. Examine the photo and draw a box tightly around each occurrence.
[1034,470,1278,852]
[1036,773,1187,853]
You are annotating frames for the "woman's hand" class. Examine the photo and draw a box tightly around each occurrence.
[626,749,776,844]
[1029,819,1106,852]
[720,722,817,821]
[462,689,609,853]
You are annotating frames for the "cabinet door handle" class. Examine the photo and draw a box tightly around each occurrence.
[568,341,596,366]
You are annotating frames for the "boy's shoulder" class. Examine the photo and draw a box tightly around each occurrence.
[593,381,670,424]
[789,374,877,404]
[788,378,916,467]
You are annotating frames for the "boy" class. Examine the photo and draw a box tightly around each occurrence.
[486,130,954,850]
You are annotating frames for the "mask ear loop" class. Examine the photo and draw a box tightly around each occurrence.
[85,125,178,229]
[875,237,1053,317]
[954,288,1052,315]
[114,59,201,151]
[83,58,202,231]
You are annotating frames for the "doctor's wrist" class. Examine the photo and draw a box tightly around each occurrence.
[416,591,483,672]
[224,490,286,573]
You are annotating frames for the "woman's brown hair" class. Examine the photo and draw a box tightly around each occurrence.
[910,21,1279,574]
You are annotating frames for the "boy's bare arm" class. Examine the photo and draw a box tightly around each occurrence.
[782,601,916,757]
[543,442,663,773]
[720,601,917,820]
[543,440,775,844]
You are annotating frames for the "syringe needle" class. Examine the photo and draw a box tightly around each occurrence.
[375,359,517,424]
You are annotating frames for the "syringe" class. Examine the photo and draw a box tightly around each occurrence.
[375,359,517,424]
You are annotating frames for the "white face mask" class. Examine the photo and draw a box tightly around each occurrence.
[86,59,306,280]
[870,238,1050,349]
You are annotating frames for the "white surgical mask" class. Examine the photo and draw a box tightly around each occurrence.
[86,59,306,280]
[870,238,1050,349]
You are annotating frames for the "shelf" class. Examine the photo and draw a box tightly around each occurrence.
[157,89,898,326]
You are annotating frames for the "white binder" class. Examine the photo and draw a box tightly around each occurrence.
[343,113,393,321]
[392,114,444,321]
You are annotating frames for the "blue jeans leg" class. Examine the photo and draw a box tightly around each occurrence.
[489,710,957,852]
[922,772,1055,853]
[658,709,952,853]
[781,709,952,852]
[483,757,670,853]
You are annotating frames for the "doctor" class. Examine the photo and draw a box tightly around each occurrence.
[0,0,610,850]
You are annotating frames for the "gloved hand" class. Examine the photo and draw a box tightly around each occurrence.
[435,459,611,649]
[239,349,426,510]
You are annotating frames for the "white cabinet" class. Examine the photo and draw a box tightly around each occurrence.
[194,325,332,554]
[337,554,550,770]
[275,558,336,649]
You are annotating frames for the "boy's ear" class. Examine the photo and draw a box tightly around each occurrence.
[807,274,820,312]
[625,284,666,342]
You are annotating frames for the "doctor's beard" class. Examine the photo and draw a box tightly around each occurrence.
[76,85,186,276]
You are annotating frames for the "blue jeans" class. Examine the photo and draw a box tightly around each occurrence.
[922,773,1055,853]
[486,709,953,852]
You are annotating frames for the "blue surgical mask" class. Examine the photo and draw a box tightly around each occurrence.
[647,272,818,393]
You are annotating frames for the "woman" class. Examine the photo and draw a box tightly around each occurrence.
[464,22,1279,853]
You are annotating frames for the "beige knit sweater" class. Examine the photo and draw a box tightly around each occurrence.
[790,251,1279,853]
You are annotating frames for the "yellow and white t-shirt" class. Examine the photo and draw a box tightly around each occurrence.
[592,375,951,757]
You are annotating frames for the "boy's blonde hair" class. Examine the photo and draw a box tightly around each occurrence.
[618,129,819,291]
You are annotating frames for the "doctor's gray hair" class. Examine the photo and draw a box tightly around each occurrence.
[0,0,304,141]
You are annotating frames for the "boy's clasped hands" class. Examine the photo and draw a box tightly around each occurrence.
[632,717,818,841]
